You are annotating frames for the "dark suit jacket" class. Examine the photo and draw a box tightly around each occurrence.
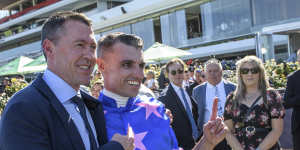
[187,81,199,97]
[158,84,199,150]
[0,74,123,150]
[284,70,300,136]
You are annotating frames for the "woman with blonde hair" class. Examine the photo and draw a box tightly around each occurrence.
[224,56,285,150]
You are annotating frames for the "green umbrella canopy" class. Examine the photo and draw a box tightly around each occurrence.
[21,55,47,73]
[143,42,192,62]
[24,55,46,67]
[0,56,33,76]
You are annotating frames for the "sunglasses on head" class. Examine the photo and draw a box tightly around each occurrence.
[170,69,184,76]
[240,67,260,74]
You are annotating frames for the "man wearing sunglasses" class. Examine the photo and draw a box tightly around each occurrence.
[192,58,235,150]
[159,58,199,150]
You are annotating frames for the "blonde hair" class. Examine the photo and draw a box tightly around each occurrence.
[233,55,270,108]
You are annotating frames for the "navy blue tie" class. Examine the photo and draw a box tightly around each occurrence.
[72,95,98,150]
[179,88,199,140]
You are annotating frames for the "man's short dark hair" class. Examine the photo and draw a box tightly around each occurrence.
[41,11,92,60]
[97,32,143,58]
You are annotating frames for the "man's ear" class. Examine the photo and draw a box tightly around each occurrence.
[42,39,55,59]
[96,58,105,71]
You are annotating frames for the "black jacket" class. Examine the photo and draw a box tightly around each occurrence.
[158,84,199,150]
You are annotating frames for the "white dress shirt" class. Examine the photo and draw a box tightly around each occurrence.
[204,80,226,124]
[171,83,193,113]
[43,69,98,150]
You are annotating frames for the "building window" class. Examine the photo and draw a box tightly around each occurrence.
[185,5,202,39]
[107,1,126,9]
[153,17,162,43]
[10,6,20,15]
[76,3,97,13]
[22,1,33,10]
[275,44,288,61]
[36,0,47,4]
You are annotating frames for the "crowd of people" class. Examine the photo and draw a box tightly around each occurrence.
[0,11,299,150]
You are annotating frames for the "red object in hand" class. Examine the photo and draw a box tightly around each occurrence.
[210,97,218,121]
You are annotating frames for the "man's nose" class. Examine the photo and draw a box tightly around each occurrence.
[84,49,96,60]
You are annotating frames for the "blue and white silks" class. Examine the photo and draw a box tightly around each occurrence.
[98,93,180,150]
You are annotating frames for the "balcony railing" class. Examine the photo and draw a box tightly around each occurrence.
[0,0,60,24]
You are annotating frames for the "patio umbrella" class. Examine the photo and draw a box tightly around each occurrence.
[143,42,191,62]
[0,56,33,76]
[21,55,47,73]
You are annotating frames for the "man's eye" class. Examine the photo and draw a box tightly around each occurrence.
[139,63,145,69]
[76,43,84,47]
[122,63,131,68]
[90,45,96,49]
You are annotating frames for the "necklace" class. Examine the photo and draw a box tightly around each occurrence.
[245,92,260,101]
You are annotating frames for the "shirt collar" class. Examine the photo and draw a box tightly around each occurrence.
[102,89,129,108]
[42,69,77,103]
[170,82,183,92]
[207,79,224,88]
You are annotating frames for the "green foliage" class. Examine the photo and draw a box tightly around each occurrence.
[265,60,299,89]
[0,78,28,114]
[226,60,300,89]
[0,93,9,114]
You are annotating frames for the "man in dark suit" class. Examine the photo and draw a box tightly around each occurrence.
[192,58,235,150]
[0,11,132,150]
[159,58,199,150]
[284,49,300,150]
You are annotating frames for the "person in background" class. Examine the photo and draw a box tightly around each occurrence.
[183,70,193,88]
[187,68,205,96]
[96,32,179,150]
[157,65,169,90]
[91,80,104,98]
[188,65,195,82]
[159,58,199,150]
[0,11,131,150]
[144,70,158,91]
[224,55,285,150]
[0,77,10,94]
[284,48,300,150]
[192,58,235,150]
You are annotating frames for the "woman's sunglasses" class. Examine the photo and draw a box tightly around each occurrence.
[170,69,184,75]
[240,67,260,74]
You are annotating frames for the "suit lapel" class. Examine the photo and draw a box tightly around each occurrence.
[223,81,231,96]
[190,96,199,123]
[202,83,207,109]
[199,83,207,126]
[32,74,85,150]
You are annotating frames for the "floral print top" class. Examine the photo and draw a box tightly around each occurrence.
[224,89,285,150]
